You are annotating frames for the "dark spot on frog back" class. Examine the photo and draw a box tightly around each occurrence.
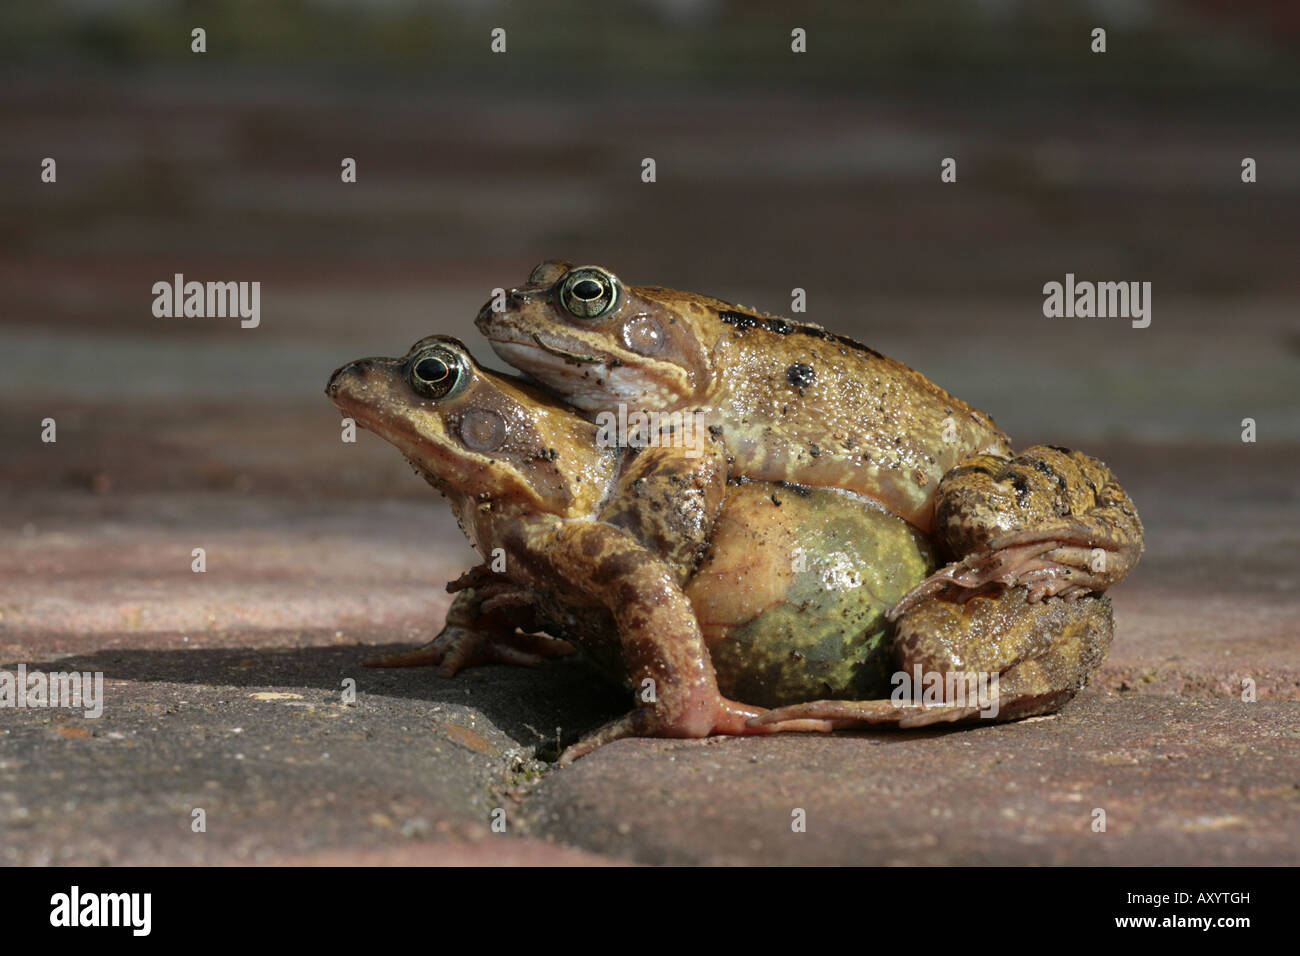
[718,309,763,330]
[717,308,884,360]
[1002,470,1031,505]
[786,363,815,390]
[774,480,812,498]
[1029,455,1068,489]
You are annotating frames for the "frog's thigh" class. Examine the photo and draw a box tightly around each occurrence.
[894,587,1114,723]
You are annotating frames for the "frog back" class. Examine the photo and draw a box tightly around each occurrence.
[711,318,1011,532]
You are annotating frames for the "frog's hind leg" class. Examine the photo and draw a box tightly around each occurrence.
[750,587,1114,730]
[892,446,1143,617]
[364,579,572,675]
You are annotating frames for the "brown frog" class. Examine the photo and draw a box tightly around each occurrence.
[327,336,1116,760]
[475,261,1143,614]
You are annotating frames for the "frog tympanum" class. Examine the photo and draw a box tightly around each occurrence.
[327,335,1119,761]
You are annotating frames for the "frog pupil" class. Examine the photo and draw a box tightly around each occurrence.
[573,279,602,300]
[415,357,450,384]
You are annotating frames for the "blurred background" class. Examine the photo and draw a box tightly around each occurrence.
[3,0,1298,636]
[4,0,1298,474]
[1,0,1296,642]
[0,0,1297,866]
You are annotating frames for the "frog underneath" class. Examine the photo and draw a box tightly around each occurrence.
[328,337,1115,760]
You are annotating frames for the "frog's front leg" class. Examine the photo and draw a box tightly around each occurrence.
[364,571,572,675]
[890,445,1143,618]
[596,438,727,584]
[511,518,832,763]
[750,586,1114,729]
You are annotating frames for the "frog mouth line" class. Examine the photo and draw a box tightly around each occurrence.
[529,333,604,367]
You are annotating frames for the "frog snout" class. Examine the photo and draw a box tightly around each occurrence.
[475,289,535,330]
[326,359,371,398]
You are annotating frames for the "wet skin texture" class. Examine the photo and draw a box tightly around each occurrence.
[328,338,932,760]
[328,329,1131,759]
[470,261,1143,731]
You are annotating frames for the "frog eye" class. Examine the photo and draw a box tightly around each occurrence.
[558,267,618,319]
[409,346,467,401]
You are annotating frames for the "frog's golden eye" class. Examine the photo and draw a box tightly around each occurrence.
[409,346,467,401]
[558,267,618,319]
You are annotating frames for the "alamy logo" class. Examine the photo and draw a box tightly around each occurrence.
[0,664,104,718]
[1042,273,1151,328]
[152,273,260,328]
[50,886,151,936]
[890,665,1000,718]
[594,405,709,459]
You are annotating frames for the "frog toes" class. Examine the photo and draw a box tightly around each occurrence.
[446,564,502,593]
[363,641,449,670]
[887,558,1010,621]
[747,699,978,728]
[366,628,572,677]
[893,534,1122,613]
[559,709,658,764]
[887,564,970,620]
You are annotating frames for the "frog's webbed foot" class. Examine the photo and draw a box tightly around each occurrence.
[447,568,540,617]
[900,445,1144,616]
[364,580,572,675]
[888,537,1101,620]
[446,564,507,593]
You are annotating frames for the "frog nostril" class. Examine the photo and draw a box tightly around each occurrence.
[479,291,528,326]
[327,360,368,396]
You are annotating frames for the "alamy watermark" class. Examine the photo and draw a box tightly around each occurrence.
[50,886,150,936]
[890,665,1000,718]
[0,664,104,718]
[594,404,709,458]
[152,273,260,328]
[1042,273,1151,328]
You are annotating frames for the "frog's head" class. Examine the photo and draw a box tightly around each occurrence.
[326,335,617,517]
[475,260,719,414]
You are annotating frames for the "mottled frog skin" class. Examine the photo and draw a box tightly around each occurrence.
[327,334,1123,756]
[476,260,1010,531]
[475,261,1143,620]
[327,337,954,760]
